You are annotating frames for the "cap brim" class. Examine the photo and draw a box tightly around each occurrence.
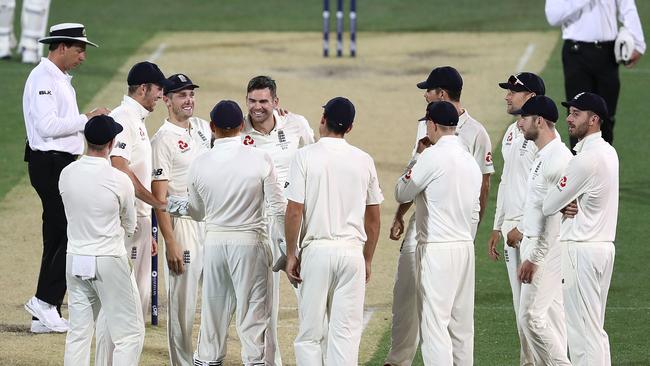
[38,36,98,47]
[418,115,428,121]
[416,81,429,89]
[498,82,528,92]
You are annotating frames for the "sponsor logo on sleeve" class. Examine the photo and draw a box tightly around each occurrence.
[557,176,567,191]
[243,135,255,146]
[153,168,163,177]
[401,169,413,183]
[485,152,493,165]
[38,90,52,95]
[284,181,290,189]
[138,128,146,140]
[115,141,127,149]
[506,132,513,144]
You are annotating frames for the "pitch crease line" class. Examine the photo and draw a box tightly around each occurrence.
[516,43,536,72]
[148,43,167,62]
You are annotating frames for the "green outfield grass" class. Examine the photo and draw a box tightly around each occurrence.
[1,1,649,364]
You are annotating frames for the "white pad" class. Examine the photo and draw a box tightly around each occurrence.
[0,0,16,56]
[615,26,636,64]
[19,0,50,54]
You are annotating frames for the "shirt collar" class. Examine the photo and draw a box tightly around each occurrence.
[318,136,348,145]
[80,155,110,165]
[212,136,241,147]
[243,110,284,135]
[457,109,469,129]
[161,119,190,135]
[573,131,602,153]
[436,134,459,146]
[122,95,150,121]
[41,57,72,82]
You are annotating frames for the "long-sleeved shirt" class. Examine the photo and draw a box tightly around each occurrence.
[23,57,88,154]
[545,0,646,53]
[187,136,285,233]
[520,137,573,264]
[59,155,136,256]
[543,132,619,242]
[395,135,481,244]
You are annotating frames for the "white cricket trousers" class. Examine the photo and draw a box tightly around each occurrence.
[501,220,534,366]
[384,214,419,366]
[194,231,275,366]
[518,236,570,365]
[294,240,365,366]
[267,214,286,366]
[416,241,474,366]
[563,241,615,366]
[64,254,144,366]
[95,215,151,366]
[162,216,205,366]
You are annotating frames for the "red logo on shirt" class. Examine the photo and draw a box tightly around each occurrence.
[178,140,189,151]
[558,176,567,188]
[506,132,513,142]
[243,135,255,145]
[485,152,492,163]
[404,169,412,180]
[138,128,145,138]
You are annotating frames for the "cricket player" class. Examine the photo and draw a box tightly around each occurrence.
[487,72,546,366]
[385,66,493,366]
[395,101,481,366]
[0,0,50,63]
[285,97,383,366]
[60,115,144,366]
[184,100,284,365]
[544,92,619,366]
[507,95,572,365]
[241,75,315,365]
[95,61,168,366]
[151,73,211,366]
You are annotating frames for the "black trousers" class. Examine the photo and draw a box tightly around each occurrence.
[562,40,620,148]
[27,148,76,307]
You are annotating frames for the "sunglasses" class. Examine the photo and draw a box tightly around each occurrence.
[508,75,532,93]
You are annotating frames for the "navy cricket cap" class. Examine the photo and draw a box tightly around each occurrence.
[519,95,559,123]
[127,61,166,86]
[84,115,123,145]
[422,101,459,126]
[498,72,545,95]
[210,100,243,129]
[561,92,609,121]
[323,97,356,129]
[417,66,463,92]
[164,73,199,94]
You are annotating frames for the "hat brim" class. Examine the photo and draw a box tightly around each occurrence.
[38,36,98,48]
[498,82,528,92]
[416,81,429,89]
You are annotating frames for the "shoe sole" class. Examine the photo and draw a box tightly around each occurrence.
[24,302,68,333]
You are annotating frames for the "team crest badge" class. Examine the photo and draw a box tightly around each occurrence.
[178,140,189,152]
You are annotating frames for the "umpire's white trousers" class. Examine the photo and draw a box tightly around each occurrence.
[384,214,419,366]
[64,254,144,366]
[95,215,151,366]
[518,236,570,366]
[563,241,614,366]
[162,216,205,366]
[295,240,365,366]
[417,241,474,366]
[194,231,275,366]
[501,220,534,366]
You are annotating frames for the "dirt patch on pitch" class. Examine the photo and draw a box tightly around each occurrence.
[0,31,557,365]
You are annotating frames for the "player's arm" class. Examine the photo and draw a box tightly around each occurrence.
[118,173,137,237]
[284,200,303,288]
[363,204,381,283]
[390,201,412,241]
[488,173,507,260]
[544,0,591,26]
[479,173,491,222]
[396,150,439,204]
[152,180,184,275]
[619,0,646,67]
[542,156,589,216]
[111,156,166,210]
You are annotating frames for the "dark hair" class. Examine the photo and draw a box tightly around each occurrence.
[440,88,461,102]
[128,83,154,96]
[86,140,112,151]
[247,76,277,98]
[48,41,86,51]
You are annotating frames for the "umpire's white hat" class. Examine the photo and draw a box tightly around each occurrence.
[39,23,98,47]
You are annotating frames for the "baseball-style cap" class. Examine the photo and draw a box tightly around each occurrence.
[498,72,545,95]
[422,101,459,126]
[84,115,123,145]
[164,73,199,94]
[38,23,98,47]
[323,97,356,129]
[210,100,243,129]
[561,92,609,120]
[127,61,166,86]
[519,95,559,123]
[417,66,463,92]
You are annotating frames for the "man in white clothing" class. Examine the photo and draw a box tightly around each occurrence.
[507,95,572,365]
[395,101,481,366]
[0,0,50,63]
[285,97,383,366]
[60,115,144,366]
[544,92,619,366]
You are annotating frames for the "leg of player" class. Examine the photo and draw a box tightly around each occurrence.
[18,0,50,63]
[0,0,16,59]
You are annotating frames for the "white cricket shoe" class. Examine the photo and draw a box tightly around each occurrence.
[24,297,68,332]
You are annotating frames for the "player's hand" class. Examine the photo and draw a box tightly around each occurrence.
[365,260,372,283]
[487,230,501,261]
[151,237,158,256]
[85,107,111,119]
[625,50,642,68]
[416,136,432,153]
[166,241,185,275]
[506,227,523,248]
[389,215,405,241]
[286,254,302,288]
[561,200,578,218]
[275,108,290,116]
[518,260,538,284]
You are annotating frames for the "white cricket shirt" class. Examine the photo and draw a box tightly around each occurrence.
[520,137,573,264]
[186,136,285,233]
[59,156,136,256]
[545,0,646,53]
[151,117,211,197]
[109,95,153,217]
[23,57,88,154]
[395,135,482,244]
[242,110,315,185]
[284,137,384,248]
[543,132,619,242]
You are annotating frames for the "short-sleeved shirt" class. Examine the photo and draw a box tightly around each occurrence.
[285,137,384,248]
[151,117,211,197]
[110,95,152,217]
[242,110,315,185]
